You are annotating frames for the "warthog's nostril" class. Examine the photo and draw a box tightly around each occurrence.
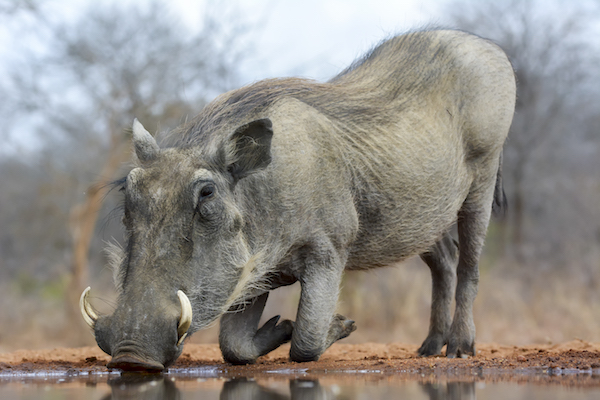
[107,354,165,372]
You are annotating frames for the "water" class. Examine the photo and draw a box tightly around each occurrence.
[2,367,600,399]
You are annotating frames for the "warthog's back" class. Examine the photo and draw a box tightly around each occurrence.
[172,29,516,271]
[323,30,516,268]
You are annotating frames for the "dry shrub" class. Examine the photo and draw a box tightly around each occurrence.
[2,258,599,351]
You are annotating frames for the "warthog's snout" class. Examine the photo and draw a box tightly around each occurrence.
[107,352,166,372]
[80,287,193,372]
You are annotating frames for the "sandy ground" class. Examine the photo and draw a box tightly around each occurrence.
[2,340,600,383]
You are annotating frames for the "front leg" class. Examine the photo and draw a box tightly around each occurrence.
[290,243,356,362]
[219,292,294,364]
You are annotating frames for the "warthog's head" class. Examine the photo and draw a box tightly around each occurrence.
[80,118,273,371]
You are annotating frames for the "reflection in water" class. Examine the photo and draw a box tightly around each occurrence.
[220,378,335,400]
[421,382,476,400]
[102,374,477,400]
[219,379,476,400]
[6,370,600,400]
[99,374,478,400]
[289,379,335,400]
[101,375,337,400]
[102,373,180,400]
[220,378,286,400]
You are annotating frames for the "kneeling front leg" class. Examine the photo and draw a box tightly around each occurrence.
[290,245,357,362]
[219,292,294,365]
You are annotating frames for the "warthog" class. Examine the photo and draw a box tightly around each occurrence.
[80,29,516,371]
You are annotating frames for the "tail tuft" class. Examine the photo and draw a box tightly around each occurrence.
[492,152,507,218]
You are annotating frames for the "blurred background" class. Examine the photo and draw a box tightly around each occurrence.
[1,0,599,352]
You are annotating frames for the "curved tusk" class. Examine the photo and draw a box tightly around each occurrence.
[80,286,99,329]
[177,290,193,346]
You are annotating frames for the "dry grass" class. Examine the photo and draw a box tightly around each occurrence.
[1,258,599,352]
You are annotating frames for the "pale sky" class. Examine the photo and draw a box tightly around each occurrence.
[1,0,443,153]
[4,0,442,82]
[173,0,441,83]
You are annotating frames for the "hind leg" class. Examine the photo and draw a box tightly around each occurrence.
[418,232,458,356]
[446,182,495,358]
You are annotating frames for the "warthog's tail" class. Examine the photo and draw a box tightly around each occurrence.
[492,151,507,217]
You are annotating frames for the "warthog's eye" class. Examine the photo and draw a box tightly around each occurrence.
[199,184,215,200]
[195,182,218,221]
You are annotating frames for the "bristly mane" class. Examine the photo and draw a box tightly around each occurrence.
[163,30,457,152]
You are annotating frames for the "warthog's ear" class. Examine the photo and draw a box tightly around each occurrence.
[132,118,159,163]
[226,118,273,181]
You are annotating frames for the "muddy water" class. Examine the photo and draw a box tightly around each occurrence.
[2,367,600,400]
